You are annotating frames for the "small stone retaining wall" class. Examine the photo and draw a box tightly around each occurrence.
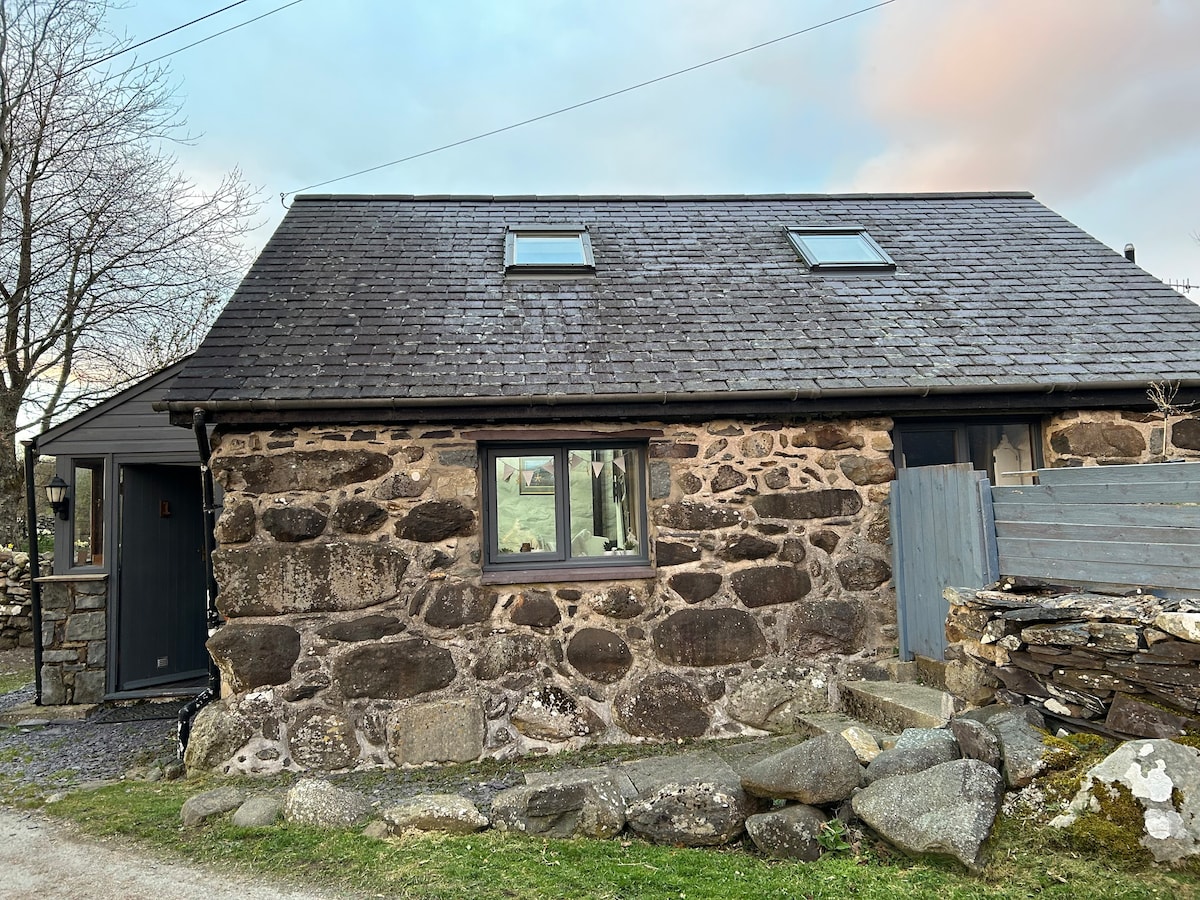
[35,574,108,704]
[196,417,898,774]
[945,586,1200,737]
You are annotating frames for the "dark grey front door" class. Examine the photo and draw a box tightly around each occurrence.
[116,464,207,691]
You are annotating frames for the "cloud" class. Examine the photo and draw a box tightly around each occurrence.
[845,0,1200,194]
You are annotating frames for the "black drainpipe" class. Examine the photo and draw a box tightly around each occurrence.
[22,441,43,706]
[178,409,223,757]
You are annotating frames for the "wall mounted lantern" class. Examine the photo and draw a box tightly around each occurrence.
[45,475,69,520]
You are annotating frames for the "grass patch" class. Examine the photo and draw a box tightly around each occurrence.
[33,778,1200,900]
[0,668,32,694]
[0,744,33,765]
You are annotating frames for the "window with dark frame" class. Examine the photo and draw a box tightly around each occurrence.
[482,442,648,574]
[72,459,104,567]
[504,227,594,274]
[893,420,1042,486]
[786,227,895,270]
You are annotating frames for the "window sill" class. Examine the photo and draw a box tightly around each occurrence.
[481,564,655,586]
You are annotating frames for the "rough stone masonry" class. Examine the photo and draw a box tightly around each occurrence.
[189,417,898,774]
[186,407,1200,774]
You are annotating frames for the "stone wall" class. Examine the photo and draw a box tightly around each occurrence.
[945,587,1200,738]
[193,417,898,774]
[35,575,107,704]
[0,549,44,651]
[1044,411,1200,466]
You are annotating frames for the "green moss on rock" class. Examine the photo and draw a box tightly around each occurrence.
[1054,782,1153,866]
[1040,734,1083,771]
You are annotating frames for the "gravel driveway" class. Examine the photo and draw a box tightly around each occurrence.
[0,661,370,899]
[0,807,364,900]
[0,680,181,792]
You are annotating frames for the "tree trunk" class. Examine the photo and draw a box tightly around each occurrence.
[0,394,25,548]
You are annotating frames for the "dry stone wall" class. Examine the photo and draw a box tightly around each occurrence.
[0,549,41,650]
[194,417,898,774]
[946,587,1200,739]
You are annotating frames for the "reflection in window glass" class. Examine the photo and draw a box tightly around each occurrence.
[787,229,894,268]
[899,430,958,469]
[484,443,648,571]
[568,449,643,558]
[987,425,1035,486]
[73,460,103,566]
[494,455,558,555]
[896,422,1038,485]
[513,235,586,266]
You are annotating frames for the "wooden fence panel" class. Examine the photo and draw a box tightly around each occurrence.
[994,501,1200,530]
[992,461,1200,597]
[993,480,1200,505]
[892,464,998,661]
[1037,461,1200,486]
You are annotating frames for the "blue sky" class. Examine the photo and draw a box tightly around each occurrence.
[106,0,1200,293]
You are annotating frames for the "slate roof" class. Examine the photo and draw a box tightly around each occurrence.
[164,193,1200,420]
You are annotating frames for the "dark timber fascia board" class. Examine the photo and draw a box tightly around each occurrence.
[161,384,1193,429]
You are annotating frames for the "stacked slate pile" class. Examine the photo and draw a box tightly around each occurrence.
[945,587,1200,738]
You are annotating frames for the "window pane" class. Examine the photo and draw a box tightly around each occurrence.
[73,460,103,566]
[568,448,643,558]
[513,235,585,265]
[792,232,888,265]
[901,430,958,468]
[494,455,557,554]
[966,423,1036,486]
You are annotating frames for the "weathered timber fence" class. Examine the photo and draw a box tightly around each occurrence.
[891,461,1200,661]
[991,461,1200,598]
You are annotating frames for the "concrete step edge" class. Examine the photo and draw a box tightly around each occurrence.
[837,679,959,732]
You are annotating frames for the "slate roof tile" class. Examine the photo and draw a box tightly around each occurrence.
[165,193,1200,409]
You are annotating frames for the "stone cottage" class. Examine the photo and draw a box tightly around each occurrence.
[159,193,1200,773]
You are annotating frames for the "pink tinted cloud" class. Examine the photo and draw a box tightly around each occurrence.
[846,0,1200,193]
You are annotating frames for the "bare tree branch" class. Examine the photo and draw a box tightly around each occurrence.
[0,0,259,543]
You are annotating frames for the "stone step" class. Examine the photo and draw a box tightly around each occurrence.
[837,680,958,733]
[0,701,99,726]
[913,656,950,691]
[876,655,950,690]
[792,711,897,749]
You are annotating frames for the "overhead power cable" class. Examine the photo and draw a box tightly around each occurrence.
[52,0,309,93]
[51,0,254,84]
[284,0,898,200]
[110,0,309,80]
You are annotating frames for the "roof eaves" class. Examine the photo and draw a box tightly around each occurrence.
[156,373,1195,419]
[292,191,1038,204]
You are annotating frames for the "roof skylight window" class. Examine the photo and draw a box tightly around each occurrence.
[786,228,895,270]
[506,228,594,274]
